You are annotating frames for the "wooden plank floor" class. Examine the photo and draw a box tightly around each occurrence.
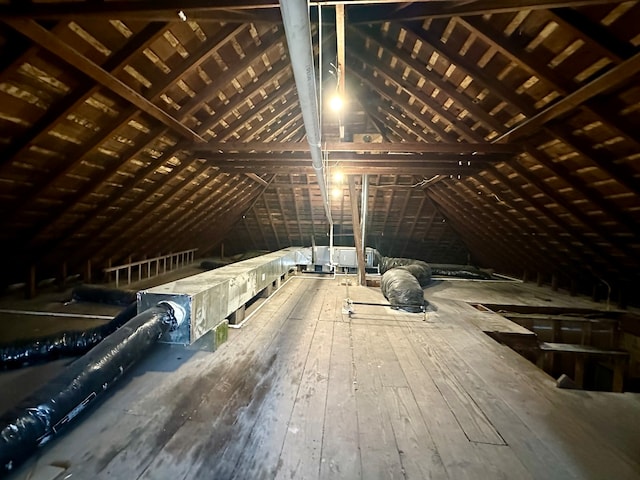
[5,276,640,480]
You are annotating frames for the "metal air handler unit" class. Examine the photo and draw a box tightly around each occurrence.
[137,248,305,346]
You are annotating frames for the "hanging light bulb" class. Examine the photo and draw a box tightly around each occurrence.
[329,94,343,112]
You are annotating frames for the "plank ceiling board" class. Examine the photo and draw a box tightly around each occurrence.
[0,0,637,303]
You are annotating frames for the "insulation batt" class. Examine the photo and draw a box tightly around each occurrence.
[0,302,137,370]
[0,304,181,477]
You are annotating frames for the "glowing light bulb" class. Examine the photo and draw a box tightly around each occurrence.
[333,171,344,183]
[329,95,343,112]
[332,187,342,198]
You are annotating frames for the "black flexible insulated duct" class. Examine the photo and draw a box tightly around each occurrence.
[0,302,138,370]
[379,257,432,313]
[71,285,137,307]
[430,265,493,280]
[0,301,184,477]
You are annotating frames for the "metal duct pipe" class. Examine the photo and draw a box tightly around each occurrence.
[361,174,368,253]
[0,301,186,476]
[279,0,333,224]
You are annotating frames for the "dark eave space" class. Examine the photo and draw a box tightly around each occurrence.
[0,0,638,304]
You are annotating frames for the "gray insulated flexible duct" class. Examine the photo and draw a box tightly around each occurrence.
[379,257,432,312]
[0,301,185,477]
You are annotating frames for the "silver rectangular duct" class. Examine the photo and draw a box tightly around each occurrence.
[137,248,304,344]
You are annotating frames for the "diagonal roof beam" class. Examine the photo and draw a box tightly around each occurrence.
[350,24,505,133]
[176,28,285,121]
[544,122,640,196]
[0,1,622,21]
[4,18,206,142]
[0,21,167,168]
[457,16,640,145]
[550,7,636,62]
[495,51,640,143]
[347,48,484,142]
[400,21,537,117]
[349,0,624,23]
[3,24,245,237]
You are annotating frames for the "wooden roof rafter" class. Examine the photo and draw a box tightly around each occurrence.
[174,26,287,124]
[0,22,169,168]
[149,174,259,255]
[263,192,282,250]
[545,122,640,196]
[425,187,516,271]
[185,181,271,255]
[287,174,305,245]
[450,178,575,274]
[135,173,251,253]
[483,165,628,272]
[352,66,460,143]
[5,19,207,142]
[399,20,537,117]
[501,159,640,266]
[400,194,427,257]
[1,21,249,241]
[468,173,608,272]
[68,158,211,266]
[349,23,505,133]
[435,181,550,272]
[461,16,640,144]
[347,33,489,142]
[0,0,624,21]
[523,145,639,236]
[35,139,191,261]
[347,52,482,143]
[348,0,626,23]
[201,67,296,142]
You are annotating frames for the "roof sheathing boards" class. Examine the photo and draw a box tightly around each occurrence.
[0,2,635,304]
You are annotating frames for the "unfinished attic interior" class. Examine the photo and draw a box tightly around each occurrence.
[1,0,640,478]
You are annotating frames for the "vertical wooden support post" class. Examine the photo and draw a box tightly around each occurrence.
[107,258,112,283]
[348,176,366,286]
[612,358,625,393]
[536,271,544,287]
[522,270,529,283]
[551,274,559,292]
[221,243,225,259]
[27,264,37,299]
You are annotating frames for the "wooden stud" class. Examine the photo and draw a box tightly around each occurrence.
[349,176,366,286]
